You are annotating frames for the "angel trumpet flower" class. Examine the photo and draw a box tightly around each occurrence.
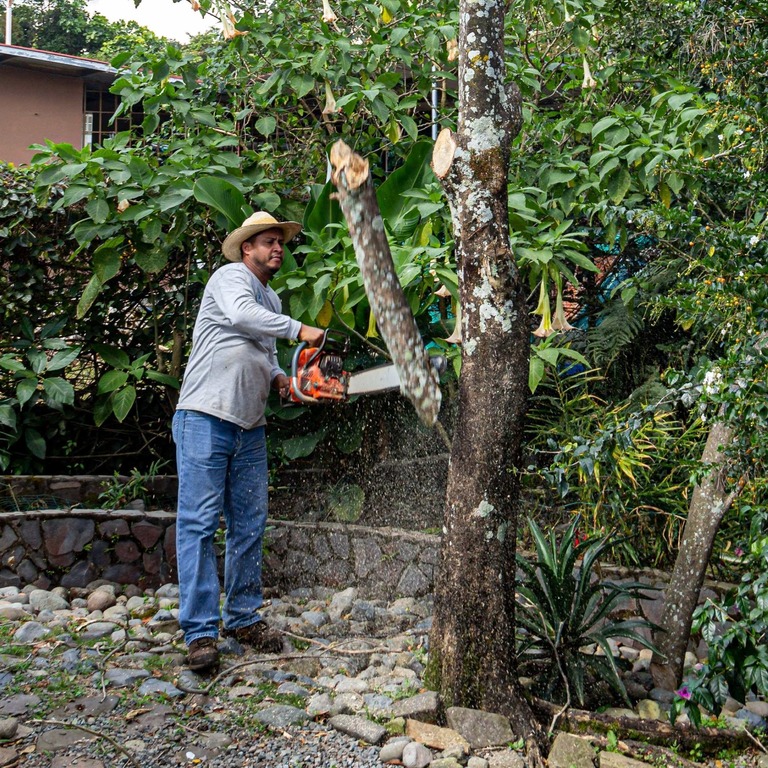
[443,304,462,344]
[322,0,338,23]
[551,274,576,332]
[582,55,597,90]
[221,11,238,39]
[366,309,379,338]
[322,81,338,115]
[532,274,553,338]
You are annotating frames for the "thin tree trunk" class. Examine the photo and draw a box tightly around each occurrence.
[427,0,546,757]
[651,418,741,689]
[329,140,441,428]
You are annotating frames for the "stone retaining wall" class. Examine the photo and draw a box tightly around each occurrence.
[0,476,732,617]
[0,506,439,599]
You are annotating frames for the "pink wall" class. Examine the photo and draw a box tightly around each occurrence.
[0,67,84,166]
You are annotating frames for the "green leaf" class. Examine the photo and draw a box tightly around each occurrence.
[128,157,155,188]
[667,172,684,195]
[545,169,578,186]
[252,191,281,211]
[659,181,672,209]
[290,74,315,98]
[85,198,110,224]
[257,70,283,95]
[254,116,277,136]
[46,347,80,372]
[97,370,130,394]
[564,252,599,272]
[117,204,153,222]
[571,25,590,50]
[94,344,130,369]
[304,181,343,237]
[27,350,47,374]
[93,248,122,283]
[145,369,180,388]
[42,377,75,405]
[282,431,324,459]
[16,379,37,407]
[156,187,195,212]
[36,163,71,186]
[607,167,632,205]
[193,176,250,230]
[25,428,46,459]
[60,185,94,207]
[667,92,694,110]
[77,274,104,319]
[111,386,137,422]
[134,248,168,274]
[0,356,26,373]
[592,116,618,139]
[93,397,112,427]
[191,108,218,127]
[377,140,434,239]
[399,114,419,141]
[0,404,17,430]
[529,356,545,393]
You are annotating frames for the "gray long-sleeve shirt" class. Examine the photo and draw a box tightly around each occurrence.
[176,262,301,429]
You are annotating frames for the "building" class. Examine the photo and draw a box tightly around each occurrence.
[0,44,134,166]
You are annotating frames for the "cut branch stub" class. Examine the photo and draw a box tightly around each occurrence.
[330,140,442,427]
[431,128,457,180]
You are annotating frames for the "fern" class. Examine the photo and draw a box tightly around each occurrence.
[587,298,645,368]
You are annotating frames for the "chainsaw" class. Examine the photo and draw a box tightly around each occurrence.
[288,330,445,405]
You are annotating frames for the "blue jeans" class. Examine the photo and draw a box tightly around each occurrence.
[172,410,269,645]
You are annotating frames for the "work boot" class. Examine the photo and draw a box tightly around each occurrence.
[187,637,219,671]
[223,621,283,653]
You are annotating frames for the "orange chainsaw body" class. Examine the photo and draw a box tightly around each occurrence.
[288,331,351,404]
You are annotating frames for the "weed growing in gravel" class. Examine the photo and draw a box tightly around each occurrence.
[386,681,421,701]
[275,691,309,709]
[230,705,272,733]
[142,654,177,672]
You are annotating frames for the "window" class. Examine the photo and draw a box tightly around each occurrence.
[83,86,142,146]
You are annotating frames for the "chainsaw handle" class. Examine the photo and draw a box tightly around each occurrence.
[290,340,318,404]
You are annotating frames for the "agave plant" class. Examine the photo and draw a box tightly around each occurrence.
[516,516,659,707]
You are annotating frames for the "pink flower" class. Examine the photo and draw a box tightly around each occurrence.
[676,686,692,700]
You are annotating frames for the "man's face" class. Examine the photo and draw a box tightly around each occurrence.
[241,228,285,282]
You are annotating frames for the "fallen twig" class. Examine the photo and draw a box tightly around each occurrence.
[34,718,142,768]
[531,697,759,753]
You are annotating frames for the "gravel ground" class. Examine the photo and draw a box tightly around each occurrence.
[3,642,392,768]
[2,582,768,768]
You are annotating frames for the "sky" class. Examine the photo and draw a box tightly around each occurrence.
[86,0,217,41]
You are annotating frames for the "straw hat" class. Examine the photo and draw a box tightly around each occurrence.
[222,211,302,262]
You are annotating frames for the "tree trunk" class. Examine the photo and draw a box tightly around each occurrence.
[650,418,739,689]
[427,0,546,755]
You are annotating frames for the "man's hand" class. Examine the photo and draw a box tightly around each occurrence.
[273,373,291,399]
[298,324,325,346]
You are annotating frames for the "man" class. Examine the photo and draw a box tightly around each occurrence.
[173,211,325,672]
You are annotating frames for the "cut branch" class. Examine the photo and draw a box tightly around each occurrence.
[329,140,442,427]
[531,698,757,752]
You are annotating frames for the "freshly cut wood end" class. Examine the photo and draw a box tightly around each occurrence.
[432,128,457,179]
[330,140,370,190]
